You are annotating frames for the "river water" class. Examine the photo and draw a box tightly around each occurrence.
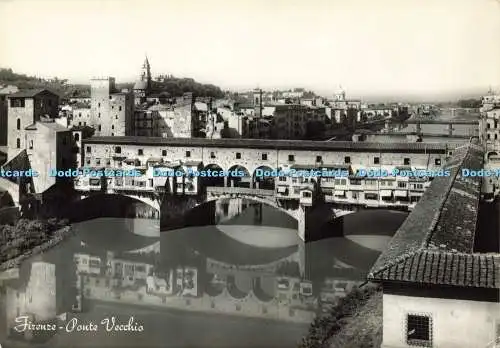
[0,201,408,348]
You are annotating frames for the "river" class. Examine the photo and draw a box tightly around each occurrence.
[366,109,479,144]
[0,201,408,348]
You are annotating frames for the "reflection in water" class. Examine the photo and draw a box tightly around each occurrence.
[0,199,407,348]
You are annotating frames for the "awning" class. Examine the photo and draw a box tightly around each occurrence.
[395,190,408,197]
[380,190,392,197]
[334,190,345,196]
[277,186,287,193]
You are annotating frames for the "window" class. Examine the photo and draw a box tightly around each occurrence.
[398,181,407,188]
[98,103,101,108]
[186,151,191,157]
[111,133,114,136]
[10,98,25,107]
[112,125,114,130]
[374,157,380,164]
[406,314,432,347]
[162,150,167,156]
[316,156,322,162]
[236,152,241,159]
[344,156,351,164]
[288,154,295,162]
[74,133,80,141]
[115,146,121,154]
[16,118,20,130]
[29,140,33,149]
[86,146,91,153]
[98,112,101,118]
[138,149,143,155]
[119,106,122,111]
[262,153,267,161]
[16,138,20,148]
[86,159,91,165]
[210,152,216,159]
[404,158,411,165]
[434,158,441,165]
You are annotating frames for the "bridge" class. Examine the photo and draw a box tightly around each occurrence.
[68,137,468,241]
[402,119,479,125]
[75,166,434,242]
[382,118,479,136]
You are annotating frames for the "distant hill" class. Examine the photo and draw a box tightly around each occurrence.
[150,76,225,98]
[0,68,90,97]
[0,68,225,99]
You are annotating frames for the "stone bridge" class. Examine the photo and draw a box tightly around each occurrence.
[78,185,357,242]
[383,118,479,136]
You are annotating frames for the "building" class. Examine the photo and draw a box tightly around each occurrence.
[133,57,152,105]
[329,87,362,110]
[90,77,134,137]
[25,119,75,193]
[479,92,500,199]
[71,106,91,127]
[271,104,327,139]
[76,137,453,206]
[368,143,500,348]
[69,125,94,168]
[134,108,161,136]
[6,89,59,160]
[0,85,19,146]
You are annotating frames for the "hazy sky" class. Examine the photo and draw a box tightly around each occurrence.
[1,0,499,99]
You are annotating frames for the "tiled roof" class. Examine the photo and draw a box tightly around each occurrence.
[83,136,457,153]
[8,88,59,98]
[368,143,500,288]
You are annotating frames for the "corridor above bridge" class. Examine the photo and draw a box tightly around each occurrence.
[81,137,457,176]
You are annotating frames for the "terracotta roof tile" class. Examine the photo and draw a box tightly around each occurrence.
[368,143,499,289]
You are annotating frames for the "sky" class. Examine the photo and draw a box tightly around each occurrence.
[1,0,499,100]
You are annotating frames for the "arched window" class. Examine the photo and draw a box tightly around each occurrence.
[74,133,80,141]
[16,138,20,148]
[16,119,20,130]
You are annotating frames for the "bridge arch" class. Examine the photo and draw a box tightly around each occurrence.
[203,193,300,221]
[487,151,498,161]
[74,193,160,221]
[202,163,225,187]
[252,165,276,190]
[227,165,252,188]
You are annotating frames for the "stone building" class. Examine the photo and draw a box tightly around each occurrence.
[90,77,134,137]
[479,92,500,200]
[25,119,75,193]
[6,89,59,160]
[69,125,94,168]
[368,143,500,348]
[133,56,152,105]
[0,85,19,146]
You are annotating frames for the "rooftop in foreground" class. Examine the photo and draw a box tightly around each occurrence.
[368,142,499,289]
[83,136,458,153]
